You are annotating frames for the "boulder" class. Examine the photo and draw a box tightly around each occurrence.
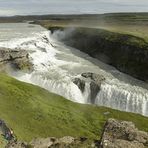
[6,141,28,148]
[81,72,105,83]
[73,72,105,103]
[73,78,85,93]
[0,48,33,71]
[100,118,148,148]
[30,136,77,148]
[7,136,93,148]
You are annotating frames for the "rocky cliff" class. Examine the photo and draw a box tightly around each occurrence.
[100,119,148,148]
[0,48,33,71]
[73,72,105,103]
[60,28,148,82]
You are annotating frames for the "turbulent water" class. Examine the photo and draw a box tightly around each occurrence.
[0,23,148,116]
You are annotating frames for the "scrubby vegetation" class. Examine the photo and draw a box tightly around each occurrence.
[0,73,148,143]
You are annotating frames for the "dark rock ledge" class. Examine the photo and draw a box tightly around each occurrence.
[0,48,33,72]
[73,72,105,103]
[100,119,148,148]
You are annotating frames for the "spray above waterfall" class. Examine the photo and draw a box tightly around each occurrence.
[0,23,147,116]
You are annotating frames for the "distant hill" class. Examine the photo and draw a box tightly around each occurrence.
[0,12,148,23]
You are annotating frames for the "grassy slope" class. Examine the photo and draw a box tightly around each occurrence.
[0,73,148,143]
[96,24,148,42]
[0,133,7,148]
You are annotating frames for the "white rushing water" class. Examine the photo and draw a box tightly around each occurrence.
[0,23,148,116]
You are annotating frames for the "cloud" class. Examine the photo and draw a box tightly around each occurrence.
[0,0,148,16]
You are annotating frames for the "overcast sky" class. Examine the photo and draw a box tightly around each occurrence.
[0,0,148,16]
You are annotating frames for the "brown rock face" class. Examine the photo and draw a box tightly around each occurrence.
[73,72,105,103]
[6,141,28,148]
[100,119,148,148]
[30,136,75,148]
[0,48,33,71]
[81,72,105,83]
[73,78,85,93]
[7,136,87,148]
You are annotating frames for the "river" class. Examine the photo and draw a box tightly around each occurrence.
[0,23,148,116]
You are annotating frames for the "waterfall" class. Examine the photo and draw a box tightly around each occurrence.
[17,72,85,103]
[82,82,91,104]
[0,23,148,116]
[95,82,148,116]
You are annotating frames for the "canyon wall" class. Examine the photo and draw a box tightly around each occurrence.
[59,28,148,82]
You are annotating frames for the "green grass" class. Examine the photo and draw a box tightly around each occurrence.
[0,132,7,148]
[0,73,148,143]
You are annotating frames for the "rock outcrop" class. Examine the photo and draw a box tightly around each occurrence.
[0,48,33,71]
[73,72,105,103]
[7,136,91,148]
[30,136,75,148]
[73,78,85,93]
[81,72,105,83]
[48,26,65,34]
[6,141,28,148]
[61,27,148,82]
[100,118,148,148]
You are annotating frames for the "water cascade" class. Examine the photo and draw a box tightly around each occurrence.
[0,23,147,116]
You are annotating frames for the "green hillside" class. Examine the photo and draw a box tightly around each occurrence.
[0,73,147,143]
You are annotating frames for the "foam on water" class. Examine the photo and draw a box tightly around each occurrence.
[0,23,148,116]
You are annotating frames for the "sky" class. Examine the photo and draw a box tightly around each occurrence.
[0,0,148,16]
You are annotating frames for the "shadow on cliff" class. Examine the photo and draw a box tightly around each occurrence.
[50,27,148,90]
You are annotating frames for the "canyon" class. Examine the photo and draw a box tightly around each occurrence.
[0,14,148,147]
[0,23,148,116]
